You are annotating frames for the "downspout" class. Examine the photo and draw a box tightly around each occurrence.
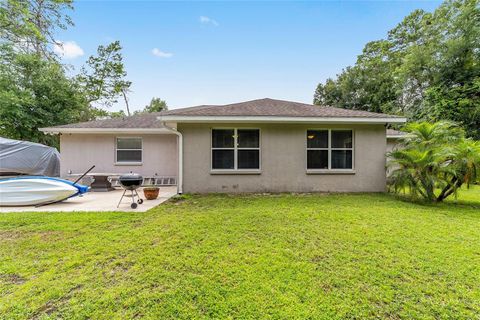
[161,122,183,194]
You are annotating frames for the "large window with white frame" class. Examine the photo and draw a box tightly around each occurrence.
[306,129,353,170]
[116,137,142,164]
[211,128,260,170]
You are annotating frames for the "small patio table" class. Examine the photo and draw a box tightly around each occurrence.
[70,173,119,192]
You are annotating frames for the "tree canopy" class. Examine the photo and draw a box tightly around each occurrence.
[77,41,132,112]
[0,0,133,146]
[0,45,90,146]
[135,97,168,114]
[0,0,74,58]
[314,0,480,139]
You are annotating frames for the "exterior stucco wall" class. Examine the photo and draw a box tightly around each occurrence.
[386,139,399,154]
[59,134,178,177]
[178,123,387,193]
[386,138,402,176]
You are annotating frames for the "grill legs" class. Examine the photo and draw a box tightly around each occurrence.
[117,189,144,209]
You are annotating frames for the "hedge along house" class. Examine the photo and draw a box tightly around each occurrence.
[41,98,406,194]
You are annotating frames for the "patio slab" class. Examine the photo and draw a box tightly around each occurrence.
[0,186,177,213]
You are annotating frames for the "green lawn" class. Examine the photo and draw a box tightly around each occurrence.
[1,187,479,319]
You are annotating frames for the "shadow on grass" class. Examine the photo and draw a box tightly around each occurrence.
[388,191,480,212]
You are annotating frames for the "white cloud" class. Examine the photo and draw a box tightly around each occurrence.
[151,48,173,58]
[199,16,219,27]
[53,41,84,59]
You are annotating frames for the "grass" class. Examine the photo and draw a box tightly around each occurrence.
[0,187,479,319]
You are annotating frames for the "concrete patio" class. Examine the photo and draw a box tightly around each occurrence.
[0,186,177,213]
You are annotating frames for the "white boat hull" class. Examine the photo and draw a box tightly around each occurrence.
[0,178,80,206]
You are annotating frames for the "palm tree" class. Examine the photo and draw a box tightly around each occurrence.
[388,121,480,202]
[436,139,480,201]
[389,147,442,201]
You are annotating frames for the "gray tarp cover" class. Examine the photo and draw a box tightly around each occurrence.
[0,137,60,176]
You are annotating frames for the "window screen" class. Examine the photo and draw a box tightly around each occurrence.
[116,137,142,163]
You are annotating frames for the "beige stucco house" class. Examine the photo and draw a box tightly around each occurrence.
[41,98,406,194]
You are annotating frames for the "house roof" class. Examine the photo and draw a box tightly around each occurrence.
[39,112,173,134]
[50,113,165,129]
[159,98,403,119]
[386,129,406,139]
[40,98,406,134]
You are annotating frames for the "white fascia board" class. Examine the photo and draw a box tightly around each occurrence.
[39,127,173,135]
[157,115,407,124]
[387,135,406,139]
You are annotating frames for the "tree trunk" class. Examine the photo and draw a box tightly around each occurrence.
[436,178,463,202]
[32,0,45,57]
[121,89,131,116]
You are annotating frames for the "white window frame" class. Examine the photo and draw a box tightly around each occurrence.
[115,137,143,165]
[306,129,355,173]
[211,128,261,173]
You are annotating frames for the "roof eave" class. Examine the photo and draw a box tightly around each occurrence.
[157,115,407,124]
[39,127,173,135]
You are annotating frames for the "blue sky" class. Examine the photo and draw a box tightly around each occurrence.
[55,0,441,112]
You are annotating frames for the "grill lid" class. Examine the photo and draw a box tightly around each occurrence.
[119,173,143,181]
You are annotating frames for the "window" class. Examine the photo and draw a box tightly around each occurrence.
[116,137,142,163]
[307,130,353,170]
[212,129,260,170]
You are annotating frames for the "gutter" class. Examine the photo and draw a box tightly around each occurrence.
[161,123,183,195]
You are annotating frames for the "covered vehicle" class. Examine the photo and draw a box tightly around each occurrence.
[0,137,60,177]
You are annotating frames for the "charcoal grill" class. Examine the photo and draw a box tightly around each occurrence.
[117,173,144,209]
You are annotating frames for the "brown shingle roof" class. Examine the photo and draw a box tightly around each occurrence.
[386,129,406,138]
[53,113,165,129]
[47,98,405,129]
[160,98,402,118]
